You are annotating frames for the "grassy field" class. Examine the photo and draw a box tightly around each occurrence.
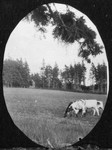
[3,87,107,148]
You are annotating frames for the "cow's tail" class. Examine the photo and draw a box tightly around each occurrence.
[64,102,73,117]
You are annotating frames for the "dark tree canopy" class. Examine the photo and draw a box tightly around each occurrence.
[25,3,103,63]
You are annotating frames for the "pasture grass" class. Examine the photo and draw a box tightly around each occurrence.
[3,87,107,148]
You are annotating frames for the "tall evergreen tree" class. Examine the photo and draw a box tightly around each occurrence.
[23,61,30,87]
[40,59,46,88]
[44,65,53,88]
[52,63,59,88]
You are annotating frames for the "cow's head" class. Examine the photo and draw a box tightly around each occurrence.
[64,105,73,117]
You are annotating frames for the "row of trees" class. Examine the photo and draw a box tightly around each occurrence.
[90,62,107,93]
[3,58,30,87]
[61,62,86,90]
[31,61,61,89]
[31,60,86,90]
[3,58,107,94]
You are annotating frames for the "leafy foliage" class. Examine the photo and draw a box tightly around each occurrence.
[31,6,50,26]
[25,4,103,62]
[52,11,77,43]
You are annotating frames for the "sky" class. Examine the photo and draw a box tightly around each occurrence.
[4,3,108,86]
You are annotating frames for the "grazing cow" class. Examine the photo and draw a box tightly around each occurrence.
[64,100,86,117]
[64,99,104,117]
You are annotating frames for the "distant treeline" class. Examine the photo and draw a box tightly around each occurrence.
[3,58,107,94]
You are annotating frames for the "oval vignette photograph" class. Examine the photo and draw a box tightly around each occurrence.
[3,3,109,148]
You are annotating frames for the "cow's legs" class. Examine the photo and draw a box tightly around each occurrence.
[95,107,99,116]
[92,108,96,116]
[82,106,86,116]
